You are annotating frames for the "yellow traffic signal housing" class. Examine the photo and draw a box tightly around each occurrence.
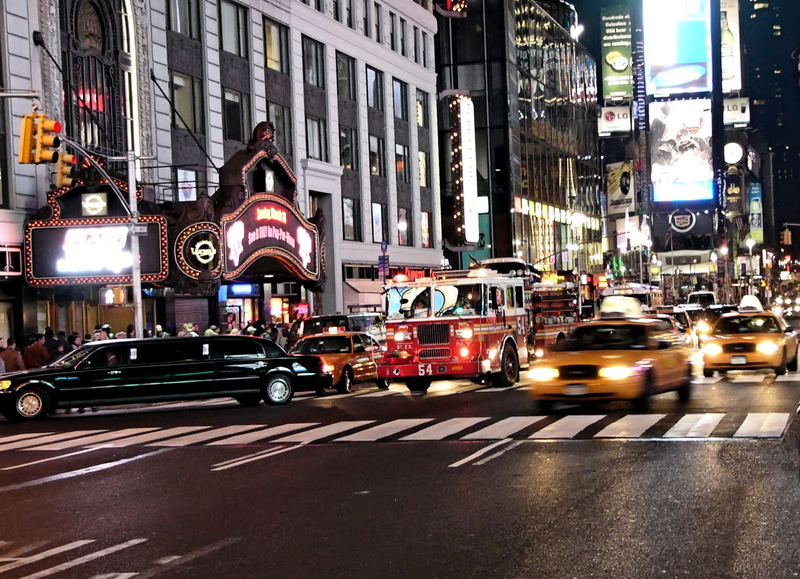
[782,229,793,246]
[34,115,61,163]
[56,153,77,188]
[17,114,37,164]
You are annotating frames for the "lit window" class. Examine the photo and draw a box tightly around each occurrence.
[398,207,411,246]
[369,135,385,176]
[171,71,204,133]
[306,116,328,161]
[264,18,289,74]
[395,143,409,183]
[418,151,429,187]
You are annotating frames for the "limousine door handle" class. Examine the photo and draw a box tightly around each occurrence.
[107,370,122,375]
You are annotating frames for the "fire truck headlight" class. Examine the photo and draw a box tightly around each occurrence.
[459,346,470,358]
[394,325,411,342]
[535,348,544,358]
[488,348,498,360]
[530,367,559,381]
[455,325,474,339]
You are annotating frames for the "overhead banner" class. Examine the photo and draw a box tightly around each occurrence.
[606,161,636,215]
[748,183,763,244]
[598,106,632,135]
[649,99,714,203]
[723,97,749,126]
[720,0,742,93]
[601,5,633,100]
[643,0,712,96]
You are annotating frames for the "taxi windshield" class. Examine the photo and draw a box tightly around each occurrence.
[293,336,352,354]
[714,315,781,334]
[563,324,648,351]
[387,284,484,319]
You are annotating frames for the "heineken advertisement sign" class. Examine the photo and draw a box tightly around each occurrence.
[601,5,633,100]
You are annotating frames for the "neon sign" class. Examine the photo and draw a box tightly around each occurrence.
[256,206,287,223]
[57,226,132,273]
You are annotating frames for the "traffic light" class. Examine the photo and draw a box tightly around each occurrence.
[56,153,77,188]
[17,114,37,164]
[781,228,793,245]
[34,115,61,163]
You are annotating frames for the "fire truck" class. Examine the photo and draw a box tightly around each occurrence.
[378,266,532,392]
[530,282,581,356]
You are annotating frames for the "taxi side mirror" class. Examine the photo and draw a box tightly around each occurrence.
[657,340,671,350]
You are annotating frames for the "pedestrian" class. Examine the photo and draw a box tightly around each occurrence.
[58,330,73,353]
[44,327,61,359]
[154,324,169,338]
[0,338,24,372]
[126,324,135,338]
[23,334,50,369]
[68,333,82,350]
[204,325,219,337]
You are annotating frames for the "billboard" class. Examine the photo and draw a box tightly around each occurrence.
[606,161,636,215]
[598,106,632,135]
[643,0,712,95]
[649,99,714,203]
[748,183,763,244]
[720,0,742,92]
[601,5,633,100]
[723,97,749,126]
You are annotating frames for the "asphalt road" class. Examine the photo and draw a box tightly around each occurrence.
[1,371,800,578]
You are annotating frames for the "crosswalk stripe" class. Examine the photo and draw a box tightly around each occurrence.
[23,538,147,579]
[529,415,606,439]
[733,413,790,438]
[272,421,376,443]
[147,425,266,447]
[399,417,491,441]
[730,375,769,383]
[0,540,95,574]
[25,428,161,451]
[664,413,726,438]
[100,427,211,447]
[0,431,105,452]
[335,419,435,442]
[595,414,667,438]
[463,416,547,439]
[206,423,319,445]
[0,432,54,445]
[357,389,401,397]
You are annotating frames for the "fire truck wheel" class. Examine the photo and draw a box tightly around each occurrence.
[375,378,389,390]
[492,346,519,388]
[406,378,431,392]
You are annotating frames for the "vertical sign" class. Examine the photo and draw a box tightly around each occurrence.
[748,183,763,244]
[450,95,479,244]
[720,0,742,93]
[601,5,633,100]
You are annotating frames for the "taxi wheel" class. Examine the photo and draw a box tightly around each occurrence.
[634,372,654,411]
[788,353,798,372]
[337,369,354,394]
[702,369,714,378]
[677,366,692,402]
[406,378,431,393]
[775,354,787,376]
[492,346,519,388]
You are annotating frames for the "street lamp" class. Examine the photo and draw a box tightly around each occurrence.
[710,251,718,299]
[719,245,730,303]
[570,212,586,318]
[746,237,756,295]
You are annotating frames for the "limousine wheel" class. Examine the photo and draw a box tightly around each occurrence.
[264,374,293,405]
[9,387,50,421]
[234,394,262,407]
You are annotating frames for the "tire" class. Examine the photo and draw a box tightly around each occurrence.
[263,374,293,405]
[775,352,787,376]
[634,371,654,411]
[788,351,798,372]
[677,365,692,402]
[337,368,354,394]
[406,377,431,393]
[234,393,262,407]
[703,368,714,378]
[375,378,389,390]
[492,346,519,388]
[5,387,50,421]
[555,334,567,349]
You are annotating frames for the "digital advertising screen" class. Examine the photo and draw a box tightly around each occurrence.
[643,0,712,96]
[720,0,742,93]
[601,5,633,100]
[649,99,714,203]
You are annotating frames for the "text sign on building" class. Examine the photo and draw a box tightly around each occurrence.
[720,0,742,93]
[598,106,632,135]
[643,0,712,96]
[450,95,479,244]
[723,97,749,126]
[25,216,169,286]
[601,5,633,100]
[606,160,636,215]
[748,183,763,244]
[221,194,321,282]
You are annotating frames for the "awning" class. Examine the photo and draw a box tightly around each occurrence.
[345,280,385,294]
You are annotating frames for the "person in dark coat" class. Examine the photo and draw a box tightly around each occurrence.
[24,334,50,369]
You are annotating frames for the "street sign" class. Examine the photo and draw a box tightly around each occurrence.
[381,241,388,254]
[378,254,389,278]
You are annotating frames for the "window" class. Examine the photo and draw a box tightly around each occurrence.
[176,168,198,202]
[418,151,429,187]
[313,0,323,10]
[416,89,428,127]
[264,18,289,74]
[306,116,328,161]
[267,101,292,156]
[369,135,385,176]
[220,0,248,57]
[302,36,325,88]
[168,0,201,39]
[389,12,396,51]
[413,26,420,63]
[366,66,383,110]
[421,211,431,248]
[395,144,409,183]
[372,202,388,243]
[223,88,250,142]
[393,79,408,120]
[400,18,407,56]
[336,52,357,100]
[374,3,383,42]
[363,0,370,37]
[171,71,204,133]
[422,31,428,67]
[339,127,358,171]
[343,197,361,241]
[333,0,341,21]
[346,0,354,28]
[398,207,411,246]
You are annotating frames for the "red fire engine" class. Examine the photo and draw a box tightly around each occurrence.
[378,266,532,392]
[530,282,581,356]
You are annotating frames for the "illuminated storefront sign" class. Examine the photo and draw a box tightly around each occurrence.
[723,97,749,126]
[449,95,479,244]
[221,194,321,282]
[598,106,631,135]
[649,99,714,203]
[175,222,222,280]
[643,0,712,96]
[81,193,108,216]
[601,5,633,100]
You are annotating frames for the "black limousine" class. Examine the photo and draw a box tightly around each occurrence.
[0,335,332,420]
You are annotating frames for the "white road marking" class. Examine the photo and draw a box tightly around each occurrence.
[25,428,161,451]
[272,421,376,443]
[3,447,105,471]
[90,574,137,578]
[774,374,799,382]
[0,541,48,560]
[357,389,401,397]
[0,541,95,574]
[22,538,147,578]
[0,431,106,452]
[211,445,306,471]
[664,413,726,438]
[594,414,667,438]
[473,440,526,465]
[206,423,319,445]
[0,432,54,445]
[529,415,606,439]
[100,427,211,447]
[733,413,791,438]
[128,537,241,578]
[399,417,491,441]
[730,374,769,383]
[146,425,265,447]
[462,416,547,440]
[335,419,435,442]
[449,439,514,468]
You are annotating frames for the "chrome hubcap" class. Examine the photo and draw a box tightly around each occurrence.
[17,392,43,418]
[269,379,289,402]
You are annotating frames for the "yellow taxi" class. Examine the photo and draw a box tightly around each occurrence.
[529,297,693,411]
[701,297,798,377]
[290,331,387,393]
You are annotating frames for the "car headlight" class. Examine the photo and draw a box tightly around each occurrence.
[530,367,559,381]
[696,321,711,334]
[702,343,723,356]
[598,366,636,380]
[757,341,780,354]
[0,380,11,390]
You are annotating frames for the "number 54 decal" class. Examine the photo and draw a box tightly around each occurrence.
[418,364,432,376]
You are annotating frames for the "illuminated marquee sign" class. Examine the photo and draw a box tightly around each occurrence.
[175,222,222,280]
[449,95,479,244]
[25,216,169,286]
[221,194,321,282]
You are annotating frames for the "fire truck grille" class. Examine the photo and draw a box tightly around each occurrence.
[558,365,599,380]
[419,348,451,360]
[417,323,451,345]
[723,343,755,354]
